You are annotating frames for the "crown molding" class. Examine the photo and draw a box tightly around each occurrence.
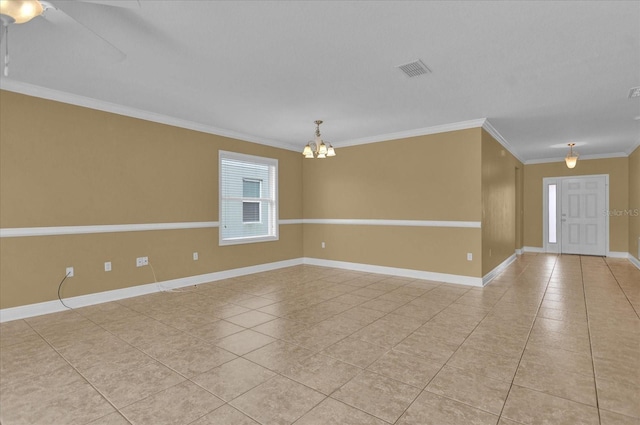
[481,119,525,163]
[336,118,525,165]
[8,79,632,162]
[0,79,301,152]
[0,80,524,160]
[525,151,630,165]
[626,139,640,155]
[336,118,487,148]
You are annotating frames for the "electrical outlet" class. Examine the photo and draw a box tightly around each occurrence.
[136,256,148,267]
[193,252,199,261]
[66,267,74,277]
[321,242,326,249]
[467,253,473,261]
[104,261,112,272]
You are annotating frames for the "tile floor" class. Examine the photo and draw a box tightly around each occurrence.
[1,254,638,425]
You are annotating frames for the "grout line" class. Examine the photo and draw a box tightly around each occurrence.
[495,253,559,422]
[367,258,535,422]
[579,256,602,425]
[23,317,135,425]
[9,261,636,424]
[603,258,640,320]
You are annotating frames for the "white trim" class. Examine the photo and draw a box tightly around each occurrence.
[5,79,636,161]
[302,257,483,287]
[302,219,481,228]
[219,150,279,246]
[482,254,517,286]
[523,246,546,253]
[542,178,560,254]
[525,152,629,165]
[337,119,486,148]
[629,254,640,270]
[607,251,631,259]
[626,140,640,156]
[0,79,301,152]
[522,246,634,263]
[515,248,523,255]
[0,222,219,238]
[279,219,303,225]
[481,120,525,164]
[4,253,637,322]
[338,118,525,165]
[0,218,479,238]
[0,258,303,322]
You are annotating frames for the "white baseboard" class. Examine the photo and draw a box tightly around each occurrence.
[515,248,523,255]
[629,254,640,270]
[0,258,303,323]
[302,257,483,287]
[607,251,630,259]
[522,248,634,261]
[523,246,545,253]
[13,250,626,322]
[482,254,517,286]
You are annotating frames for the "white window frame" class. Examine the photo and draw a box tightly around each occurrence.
[219,151,278,246]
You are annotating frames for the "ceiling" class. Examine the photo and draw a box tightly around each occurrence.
[1,0,639,162]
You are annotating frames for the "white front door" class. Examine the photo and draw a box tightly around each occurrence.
[560,176,607,255]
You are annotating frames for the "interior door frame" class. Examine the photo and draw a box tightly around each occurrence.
[542,174,609,255]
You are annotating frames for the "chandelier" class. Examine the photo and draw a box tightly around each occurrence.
[302,120,336,159]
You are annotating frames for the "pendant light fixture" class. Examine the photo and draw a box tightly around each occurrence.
[0,0,44,76]
[302,120,336,159]
[565,143,578,169]
[0,0,43,24]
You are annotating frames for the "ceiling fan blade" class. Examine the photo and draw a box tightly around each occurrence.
[76,0,141,9]
[2,10,126,78]
[47,0,126,61]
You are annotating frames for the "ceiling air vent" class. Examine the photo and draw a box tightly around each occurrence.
[629,86,640,98]
[397,60,431,78]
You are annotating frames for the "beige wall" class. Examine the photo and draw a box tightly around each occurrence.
[303,129,482,221]
[515,166,524,250]
[481,130,522,275]
[303,225,482,278]
[302,129,484,277]
[629,146,640,260]
[3,89,635,311]
[0,91,303,309]
[523,158,629,252]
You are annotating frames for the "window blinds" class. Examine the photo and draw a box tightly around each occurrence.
[219,151,278,245]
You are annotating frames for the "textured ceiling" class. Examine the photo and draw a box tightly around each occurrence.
[1,0,639,162]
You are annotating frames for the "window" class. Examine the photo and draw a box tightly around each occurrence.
[219,151,278,245]
[242,179,262,223]
[548,184,557,244]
